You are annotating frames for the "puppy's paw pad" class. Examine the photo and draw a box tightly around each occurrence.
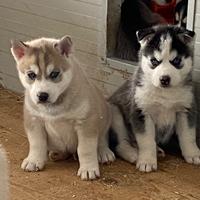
[98,148,115,164]
[21,157,45,172]
[77,167,100,180]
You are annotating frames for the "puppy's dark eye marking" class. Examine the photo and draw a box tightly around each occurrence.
[49,71,60,80]
[170,57,183,69]
[150,57,161,69]
[27,71,37,80]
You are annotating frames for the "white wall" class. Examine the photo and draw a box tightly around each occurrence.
[0,0,200,95]
[0,0,111,93]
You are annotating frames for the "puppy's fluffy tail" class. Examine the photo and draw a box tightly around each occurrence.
[0,146,9,200]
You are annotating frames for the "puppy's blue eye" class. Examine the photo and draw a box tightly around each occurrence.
[150,57,161,69]
[27,72,37,80]
[49,71,60,79]
[170,57,182,69]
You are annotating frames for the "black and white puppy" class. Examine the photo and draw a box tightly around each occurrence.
[109,25,200,172]
[175,0,188,28]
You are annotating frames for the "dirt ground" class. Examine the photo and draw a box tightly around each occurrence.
[0,87,200,200]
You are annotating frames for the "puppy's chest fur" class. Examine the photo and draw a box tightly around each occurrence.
[43,104,89,153]
[135,84,193,128]
[26,99,90,153]
[45,118,78,153]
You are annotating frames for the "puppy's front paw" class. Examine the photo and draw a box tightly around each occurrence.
[77,166,100,180]
[136,155,157,172]
[21,157,45,172]
[184,149,200,165]
[98,147,115,164]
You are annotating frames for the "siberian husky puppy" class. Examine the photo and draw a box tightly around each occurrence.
[0,146,9,199]
[175,0,188,28]
[109,25,200,172]
[11,36,115,180]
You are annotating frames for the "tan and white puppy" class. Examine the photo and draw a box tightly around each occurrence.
[11,36,115,180]
[0,146,9,200]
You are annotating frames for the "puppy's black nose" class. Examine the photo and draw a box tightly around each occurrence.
[160,75,171,87]
[38,92,49,103]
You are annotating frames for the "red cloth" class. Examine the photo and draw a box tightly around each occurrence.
[150,0,176,24]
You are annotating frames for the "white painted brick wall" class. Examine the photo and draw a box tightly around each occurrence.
[0,0,200,95]
[0,0,110,93]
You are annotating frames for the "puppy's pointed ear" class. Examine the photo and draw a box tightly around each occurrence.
[178,29,195,44]
[136,27,155,44]
[54,35,73,57]
[10,40,29,62]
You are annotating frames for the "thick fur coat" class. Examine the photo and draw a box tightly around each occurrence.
[11,36,115,180]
